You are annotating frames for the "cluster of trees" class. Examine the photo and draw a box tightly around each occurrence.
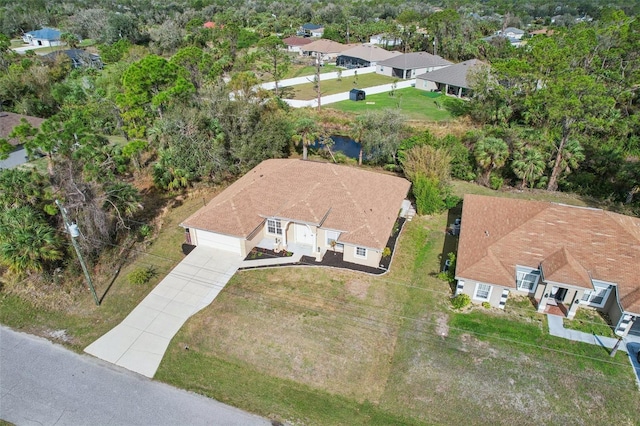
[467,12,639,204]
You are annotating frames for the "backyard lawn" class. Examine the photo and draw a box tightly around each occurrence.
[327,88,453,122]
[287,73,397,100]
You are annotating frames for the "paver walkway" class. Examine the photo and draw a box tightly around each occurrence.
[85,246,242,377]
[547,314,640,388]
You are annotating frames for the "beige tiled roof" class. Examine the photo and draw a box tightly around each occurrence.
[377,52,453,69]
[182,159,411,250]
[456,194,640,314]
[337,44,402,62]
[301,39,355,54]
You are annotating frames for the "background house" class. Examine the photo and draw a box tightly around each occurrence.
[301,39,354,61]
[415,59,487,98]
[181,159,411,269]
[455,195,640,338]
[22,27,62,47]
[336,44,402,68]
[299,23,324,38]
[42,49,103,69]
[282,36,313,54]
[376,52,453,79]
[0,111,44,169]
[369,33,402,48]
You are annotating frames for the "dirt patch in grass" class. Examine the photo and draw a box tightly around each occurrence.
[345,280,370,300]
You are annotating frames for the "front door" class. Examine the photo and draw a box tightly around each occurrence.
[294,224,314,245]
[554,287,568,302]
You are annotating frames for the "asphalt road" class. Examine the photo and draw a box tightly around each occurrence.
[0,326,271,426]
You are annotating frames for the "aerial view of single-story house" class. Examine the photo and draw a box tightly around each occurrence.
[0,111,44,169]
[22,27,62,47]
[181,159,411,269]
[299,23,324,38]
[369,33,402,47]
[455,194,640,338]
[283,36,313,54]
[301,39,355,61]
[336,44,402,68]
[376,52,453,79]
[42,49,103,69]
[415,59,487,98]
[498,27,525,39]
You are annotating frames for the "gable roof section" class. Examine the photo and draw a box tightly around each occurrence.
[302,23,323,31]
[302,39,353,54]
[337,44,402,63]
[377,52,453,69]
[283,36,313,47]
[456,194,640,313]
[415,59,487,89]
[0,112,44,146]
[182,159,411,250]
[26,27,60,40]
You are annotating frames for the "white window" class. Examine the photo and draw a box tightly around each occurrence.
[355,247,367,258]
[267,219,282,235]
[325,230,340,246]
[581,281,612,307]
[516,268,540,292]
[474,283,492,301]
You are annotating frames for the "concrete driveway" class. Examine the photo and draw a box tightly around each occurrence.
[85,246,242,377]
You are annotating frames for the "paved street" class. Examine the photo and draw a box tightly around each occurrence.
[0,326,270,426]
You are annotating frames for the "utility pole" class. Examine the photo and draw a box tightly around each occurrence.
[56,200,100,306]
[609,336,623,357]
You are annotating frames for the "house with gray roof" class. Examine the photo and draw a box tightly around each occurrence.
[336,44,402,68]
[0,112,44,169]
[42,49,103,69]
[22,28,62,47]
[376,52,453,79]
[415,59,487,98]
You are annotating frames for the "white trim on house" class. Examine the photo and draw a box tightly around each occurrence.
[473,282,492,301]
[516,266,540,293]
[581,280,615,308]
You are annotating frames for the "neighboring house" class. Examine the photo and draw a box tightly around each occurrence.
[376,52,453,79]
[181,159,411,269]
[455,195,640,338]
[0,111,44,169]
[369,33,402,48]
[336,44,402,68]
[299,23,324,38]
[415,59,487,98]
[42,49,103,69]
[498,27,525,39]
[282,36,313,54]
[301,39,354,61]
[482,34,524,48]
[22,27,62,47]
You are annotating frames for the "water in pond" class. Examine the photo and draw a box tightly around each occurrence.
[312,135,360,159]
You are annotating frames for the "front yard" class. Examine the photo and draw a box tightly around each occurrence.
[156,210,640,425]
[1,181,638,425]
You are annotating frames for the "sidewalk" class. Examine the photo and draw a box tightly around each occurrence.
[547,314,640,388]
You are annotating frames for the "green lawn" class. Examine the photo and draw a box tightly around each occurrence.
[287,73,397,100]
[285,64,338,78]
[327,88,452,122]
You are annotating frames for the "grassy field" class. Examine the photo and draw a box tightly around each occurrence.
[2,180,638,425]
[326,88,452,121]
[287,73,397,100]
[285,63,339,78]
[155,192,640,425]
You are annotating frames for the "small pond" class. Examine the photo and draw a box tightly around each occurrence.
[311,135,360,159]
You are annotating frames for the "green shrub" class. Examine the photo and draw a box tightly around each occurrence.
[482,302,491,309]
[139,224,153,239]
[382,247,391,258]
[489,174,504,190]
[413,174,444,215]
[127,266,157,285]
[451,293,471,310]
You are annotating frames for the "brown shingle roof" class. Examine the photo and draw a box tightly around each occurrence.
[0,112,44,146]
[283,36,313,47]
[456,194,640,314]
[181,159,411,250]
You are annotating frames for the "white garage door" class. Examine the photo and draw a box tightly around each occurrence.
[195,230,243,254]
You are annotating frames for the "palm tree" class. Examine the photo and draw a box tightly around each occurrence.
[0,207,63,274]
[292,117,320,160]
[350,115,367,166]
[511,147,546,189]
[473,137,509,187]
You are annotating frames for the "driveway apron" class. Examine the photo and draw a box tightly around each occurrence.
[85,246,242,378]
